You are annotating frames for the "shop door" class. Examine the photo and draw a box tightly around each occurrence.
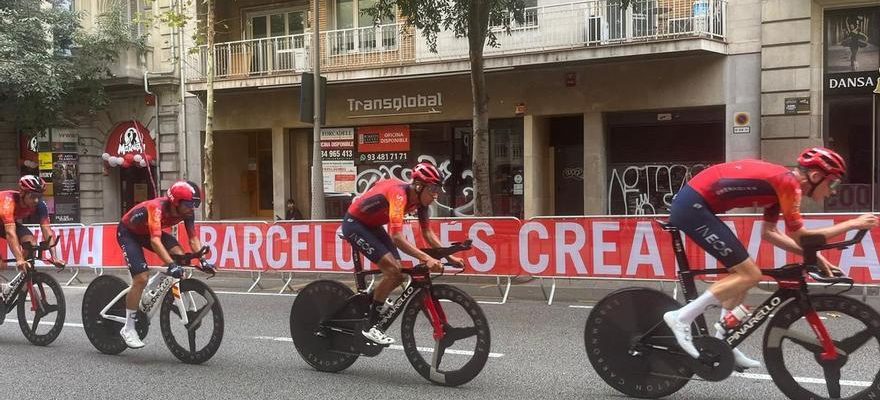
[551,116,584,215]
[120,166,157,214]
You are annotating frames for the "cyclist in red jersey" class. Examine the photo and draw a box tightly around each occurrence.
[0,175,65,298]
[663,148,878,369]
[342,161,464,345]
[116,180,215,349]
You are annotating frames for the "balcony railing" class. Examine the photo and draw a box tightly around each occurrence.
[185,0,725,82]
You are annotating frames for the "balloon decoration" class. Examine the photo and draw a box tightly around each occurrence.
[102,121,158,169]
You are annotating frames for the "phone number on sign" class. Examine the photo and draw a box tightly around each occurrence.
[359,152,408,163]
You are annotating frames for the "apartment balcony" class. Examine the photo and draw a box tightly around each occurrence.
[185,0,727,91]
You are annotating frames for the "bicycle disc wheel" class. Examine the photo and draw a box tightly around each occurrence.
[290,280,360,372]
[82,275,148,355]
[400,284,491,387]
[159,279,224,364]
[17,272,65,346]
[585,287,692,399]
[763,294,880,400]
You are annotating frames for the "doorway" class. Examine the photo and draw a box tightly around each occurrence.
[550,116,584,215]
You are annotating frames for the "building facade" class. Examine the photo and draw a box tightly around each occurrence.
[2,0,878,223]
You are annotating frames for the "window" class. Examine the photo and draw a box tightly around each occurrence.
[332,0,396,54]
[126,0,149,39]
[246,8,308,73]
[492,0,538,30]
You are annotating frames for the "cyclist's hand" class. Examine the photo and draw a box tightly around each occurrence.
[425,257,443,272]
[852,213,879,230]
[198,257,216,277]
[15,259,30,271]
[166,262,184,279]
[447,255,465,269]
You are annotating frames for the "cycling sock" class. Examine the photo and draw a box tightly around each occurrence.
[125,309,137,331]
[677,291,720,325]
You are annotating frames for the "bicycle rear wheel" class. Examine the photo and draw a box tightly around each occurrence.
[290,280,360,372]
[159,279,224,364]
[400,284,491,387]
[17,272,65,346]
[763,294,880,400]
[585,287,692,399]
[82,275,148,355]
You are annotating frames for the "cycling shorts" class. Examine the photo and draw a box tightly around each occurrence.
[669,184,750,268]
[0,222,34,241]
[341,213,401,264]
[117,222,181,276]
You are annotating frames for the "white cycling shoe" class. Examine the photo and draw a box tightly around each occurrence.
[362,326,395,345]
[120,327,145,349]
[733,349,762,369]
[663,310,700,359]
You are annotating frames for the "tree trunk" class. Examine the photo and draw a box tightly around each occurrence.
[203,0,216,220]
[468,0,493,216]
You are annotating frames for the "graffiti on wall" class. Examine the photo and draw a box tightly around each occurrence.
[355,155,475,216]
[607,162,712,215]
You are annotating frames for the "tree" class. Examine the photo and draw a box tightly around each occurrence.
[0,0,143,131]
[144,0,219,218]
[366,0,529,216]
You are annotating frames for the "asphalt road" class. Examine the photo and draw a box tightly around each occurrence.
[0,271,877,400]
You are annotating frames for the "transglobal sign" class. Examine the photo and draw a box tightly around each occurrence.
[347,93,443,113]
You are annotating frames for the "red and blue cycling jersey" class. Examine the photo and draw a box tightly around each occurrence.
[687,159,804,231]
[121,197,195,238]
[347,178,429,235]
[0,190,49,226]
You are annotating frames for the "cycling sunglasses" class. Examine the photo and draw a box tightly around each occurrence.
[180,199,201,209]
[424,184,443,194]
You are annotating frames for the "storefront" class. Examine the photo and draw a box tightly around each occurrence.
[208,52,735,219]
[101,121,159,214]
[822,6,880,212]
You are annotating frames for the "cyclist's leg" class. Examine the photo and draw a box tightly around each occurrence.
[117,223,149,347]
[666,185,754,357]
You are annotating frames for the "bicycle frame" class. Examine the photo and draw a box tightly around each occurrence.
[320,244,447,340]
[2,245,53,315]
[99,273,198,326]
[663,224,841,362]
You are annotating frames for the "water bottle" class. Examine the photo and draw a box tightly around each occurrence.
[721,304,751,330]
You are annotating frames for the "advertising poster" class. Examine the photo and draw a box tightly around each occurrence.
[356,125,410,164]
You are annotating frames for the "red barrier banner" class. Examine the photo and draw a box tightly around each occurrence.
[522,216,880,283]
[2,215,879,284]
[184,218,521,275]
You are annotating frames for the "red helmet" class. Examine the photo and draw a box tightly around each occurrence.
[411,162,443,185]
[797,147,847,178]
[167,180,202,208]
[19,175,46,193]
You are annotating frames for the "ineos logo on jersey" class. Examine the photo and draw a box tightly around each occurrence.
[695,224,733,257]
[348,233,375,255]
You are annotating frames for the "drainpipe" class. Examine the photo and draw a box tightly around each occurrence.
[144,70,162,193]
[176,0,189,180]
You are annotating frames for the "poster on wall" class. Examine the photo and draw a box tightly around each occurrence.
[51,151,80,223]
[322,161,357,193]
[824,7,880,94]
[356,125,410,164]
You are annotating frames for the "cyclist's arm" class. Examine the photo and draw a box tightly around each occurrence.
[150,237,174,265]
[38,223,61,261]
[421,227,443,249]
[184,218,200,252]
[4,223,25,263]
[391,232,434,263]
[761,222,802,255]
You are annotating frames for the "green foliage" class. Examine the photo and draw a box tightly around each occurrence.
[0,0,143,130]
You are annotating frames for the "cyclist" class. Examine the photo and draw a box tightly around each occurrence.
[342,161,464,345]
[664,147,878,369]
[117,180,215,349]
[0,175,65,298]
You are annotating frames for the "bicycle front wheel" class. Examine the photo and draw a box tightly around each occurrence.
[159,279,224,364]
[400,284,491,387]
[763,294,880,400]
[17,272,65,346]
